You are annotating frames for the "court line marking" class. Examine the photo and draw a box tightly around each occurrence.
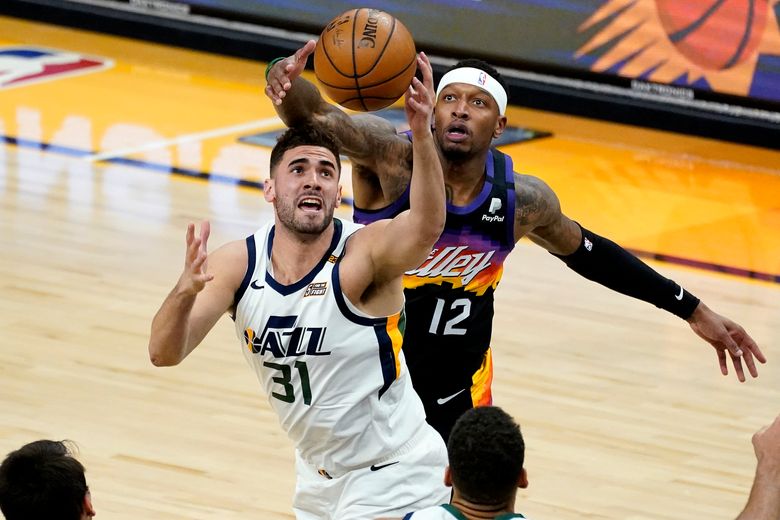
[83,117,282,162]
[1,133,353,207]
[3,134,778,285]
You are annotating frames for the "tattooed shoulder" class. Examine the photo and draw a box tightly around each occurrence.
[514,174,561,227]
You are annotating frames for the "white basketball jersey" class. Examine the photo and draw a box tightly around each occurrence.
[233,218,428,475]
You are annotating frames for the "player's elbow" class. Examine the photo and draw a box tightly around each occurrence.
[419,211,446,247]
[148,343,183,367]
[419,228,443,250]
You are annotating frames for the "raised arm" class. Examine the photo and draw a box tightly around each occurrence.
[513,174,766,381]
[339,53,444,303]
[264,41,413,205]
[364,53,444,278]
[148,222,245,366]
[736,415,780,520]
[265,41,336,127]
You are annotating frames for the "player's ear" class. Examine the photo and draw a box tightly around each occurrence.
[493,115,507,139]
[518,467,528,489]
[264,178,275,202]
[443,465,453,487]
[84,489,96,517]
[336,184,342,206]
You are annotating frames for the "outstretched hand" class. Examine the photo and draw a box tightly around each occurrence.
[686,302,766,382]
[404,52,435,135]
[180,221,214,295]
[265,40,317,106]
[753,414,780,460]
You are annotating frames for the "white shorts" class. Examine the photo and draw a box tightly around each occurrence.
[292,425,449,520]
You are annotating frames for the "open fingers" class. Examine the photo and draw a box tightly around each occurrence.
[266,70,290,104]
[719,329,744,358]
[739,332,766,364]
[188,236,203,263]
[186,223,195,247]
[717,348,728,376]
[199,220,211,252]
[280,40,316,91]
[265,84,281,105]
[742,348,759,378]
[729,350,746,382]
[295,40,317,70]
[417,52,435,100]
[411,77,431,104]
[191,247,208,272]
[735,329,763,378]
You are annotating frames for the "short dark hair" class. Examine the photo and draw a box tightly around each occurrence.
[446,59,509,102]
[0,440,88,520]
[269,123,341,177]
[447,406,525,505]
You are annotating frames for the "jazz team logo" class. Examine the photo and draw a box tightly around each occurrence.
[0,47,113,90]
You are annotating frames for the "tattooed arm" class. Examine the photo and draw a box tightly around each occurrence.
[513,173,764,381]
[273,78,412,207]
[279,82,412,207]
[513,173,581,253]
[265,41,413,208]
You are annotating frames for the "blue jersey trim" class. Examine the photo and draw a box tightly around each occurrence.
[501,151,517,247]
[330,259,387,327]
[330,254,401,399]
[234,234,257,308]
[265,219,343,296]
[353,185,410,224]
[446,150,495,215]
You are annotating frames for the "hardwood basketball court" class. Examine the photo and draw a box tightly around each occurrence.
[1,16,778,520]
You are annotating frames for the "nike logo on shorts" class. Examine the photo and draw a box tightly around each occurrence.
[675,286,684,300]
[436,388,466,405]
[370,461,399,471]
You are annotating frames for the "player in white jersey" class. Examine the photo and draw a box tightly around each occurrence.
[148,53,450,519]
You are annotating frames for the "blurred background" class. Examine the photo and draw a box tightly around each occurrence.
[1,2,778,519]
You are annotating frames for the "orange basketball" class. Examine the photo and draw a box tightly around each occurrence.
[314,8,417,111]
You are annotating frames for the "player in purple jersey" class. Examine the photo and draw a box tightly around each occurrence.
[265,42,765,441]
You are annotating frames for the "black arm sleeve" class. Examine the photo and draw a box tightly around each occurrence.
[552,224,700,319]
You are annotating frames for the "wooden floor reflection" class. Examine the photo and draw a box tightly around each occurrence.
[1,14,779,520]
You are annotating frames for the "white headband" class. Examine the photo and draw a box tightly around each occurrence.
[435,67,507,115]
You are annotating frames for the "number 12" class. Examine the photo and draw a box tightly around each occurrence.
[429,298,471,335]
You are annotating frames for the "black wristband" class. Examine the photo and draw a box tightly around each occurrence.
[553,225,700,319]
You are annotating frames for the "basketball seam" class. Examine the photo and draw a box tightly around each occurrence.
[321,46,346,77]
[315,58,417,90]
[357,15,397,79]
[668,0,727,43]
[320,11,354,78]
[723,0,756,69]
[351,8,367,111]
[317,10,415,110]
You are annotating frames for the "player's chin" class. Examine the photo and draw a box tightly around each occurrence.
[440,142,473,160]
[293,213,332,234]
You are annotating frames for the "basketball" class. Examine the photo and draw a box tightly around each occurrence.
[655,0,769,70]
[314,8,417,111]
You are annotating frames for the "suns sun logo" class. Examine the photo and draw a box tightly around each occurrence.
[575,0,780,99]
